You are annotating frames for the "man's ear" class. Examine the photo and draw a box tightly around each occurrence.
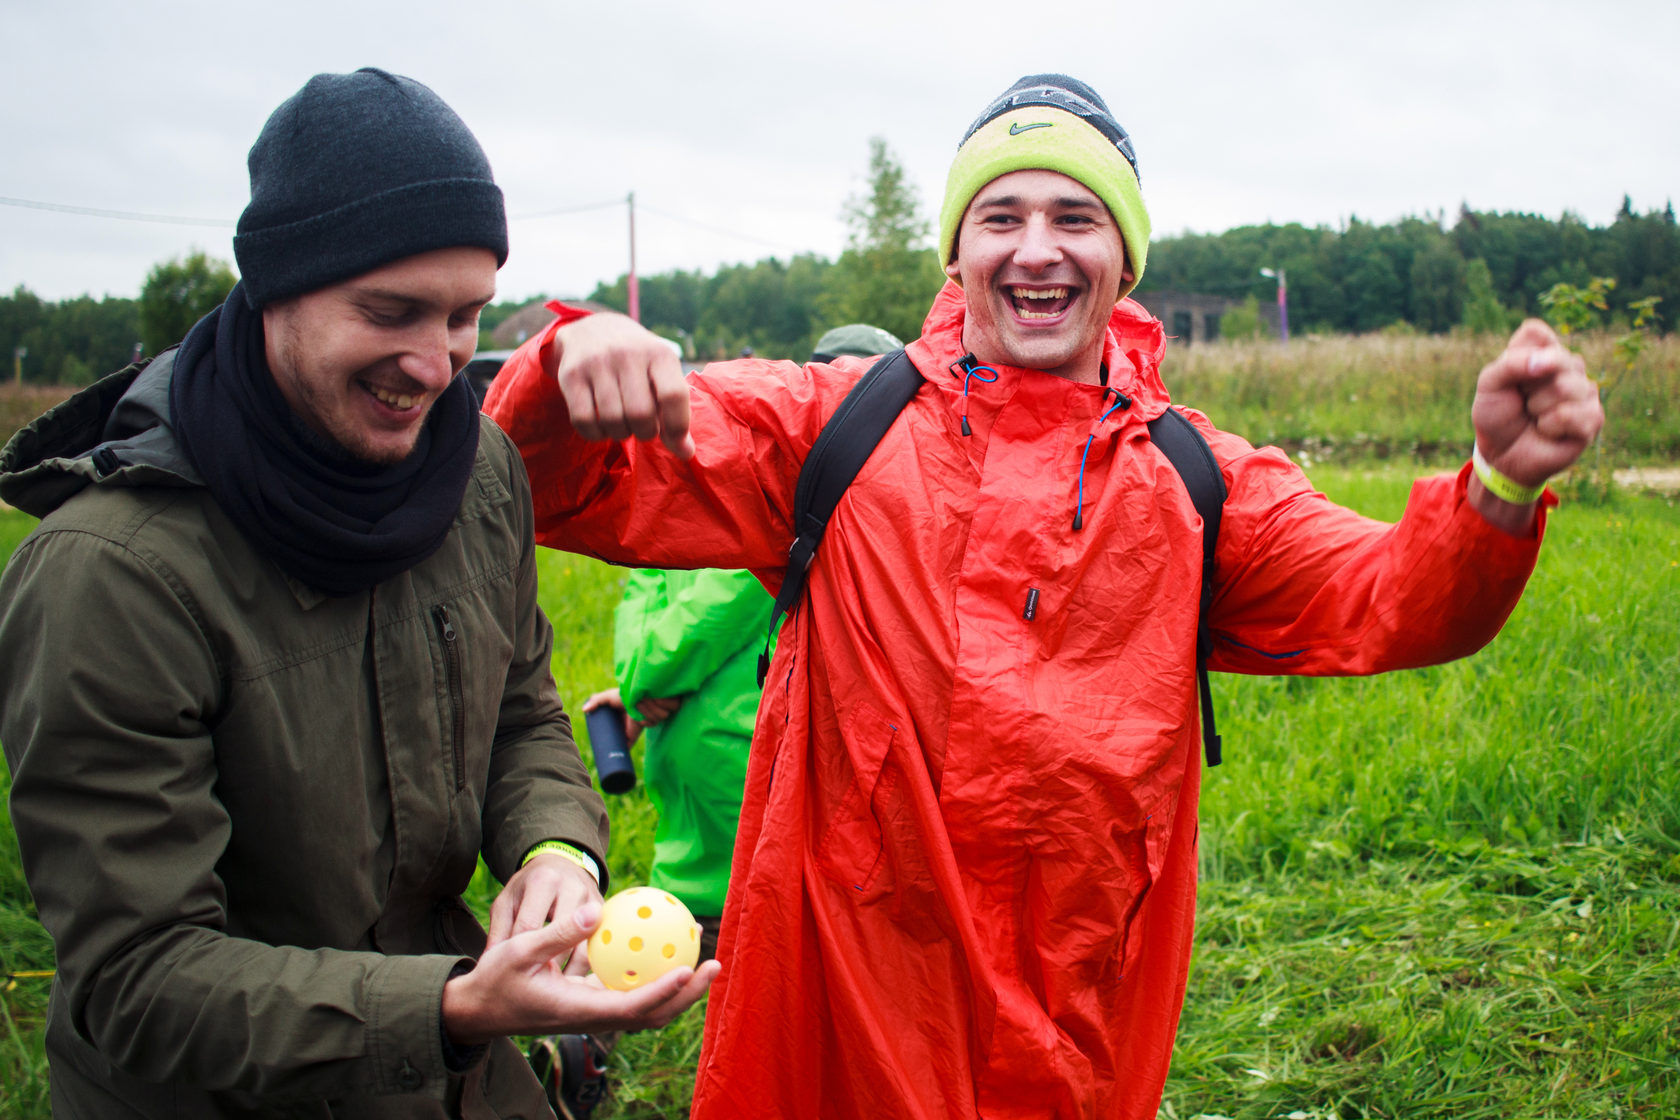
[943,252,961,282]
[1121,248,1135,286]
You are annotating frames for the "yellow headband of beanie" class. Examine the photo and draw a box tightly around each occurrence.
[938,105,1151,300]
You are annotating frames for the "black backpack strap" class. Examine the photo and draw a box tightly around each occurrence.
[758,350,923,686]
[1146,407,1228,767]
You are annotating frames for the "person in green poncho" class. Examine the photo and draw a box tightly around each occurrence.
[585,567,770,959]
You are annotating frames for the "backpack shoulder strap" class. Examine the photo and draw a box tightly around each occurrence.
[758,350,922,686]
[1146,406,1228,766]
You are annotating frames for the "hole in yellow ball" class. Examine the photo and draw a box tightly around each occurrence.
[662,944,675,959]
[688,926,697,941]
[629,936,643,952]
[600,930,612,945]
[664,893,678,905]
[637,906,653,919]
[625,969,638,979]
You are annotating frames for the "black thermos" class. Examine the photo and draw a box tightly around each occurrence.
[585,706,637,794]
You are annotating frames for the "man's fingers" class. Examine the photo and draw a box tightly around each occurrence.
[1525,343,1586,385]
[623,960,722,1030]
[602,959,715,1028]
[667,430,698,460]
[556,367,606,442]
[505,900,600,969]
[1480,343,1576,396]
[589,369,629,440]
[635,696,682,722]
[558,351,690,452]
[1534,398,1605,445]
[513,882,559,936]
[649,959,721,1022]
[1507,317,1561,353]
[1522,368,1597,420]
[650,358,694,460]
[615,364,663,443]
[580,688,622,715]
[485,890,516,948]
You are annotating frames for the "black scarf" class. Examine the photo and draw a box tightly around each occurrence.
[169,283,479,596]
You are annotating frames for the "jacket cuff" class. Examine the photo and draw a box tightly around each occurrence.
[368,953,474,1099]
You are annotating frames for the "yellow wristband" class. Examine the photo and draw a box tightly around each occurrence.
[521,840,601,884]
[1472,444,1545,505]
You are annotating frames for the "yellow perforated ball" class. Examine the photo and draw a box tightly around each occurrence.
[587,886,701,991]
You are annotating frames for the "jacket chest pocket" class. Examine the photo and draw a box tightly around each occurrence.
[433,604,467,792]
[405,588,516,805]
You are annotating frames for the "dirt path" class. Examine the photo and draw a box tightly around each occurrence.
[1614,467,1680,495]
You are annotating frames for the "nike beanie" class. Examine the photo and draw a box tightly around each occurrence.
[939,73,1150,300]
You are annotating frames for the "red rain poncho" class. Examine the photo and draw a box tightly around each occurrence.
[486,284,1546,1119]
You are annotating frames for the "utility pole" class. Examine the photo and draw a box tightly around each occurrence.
[627,190,640,323]
[12,346,24,385]
[1260,267,1289,343]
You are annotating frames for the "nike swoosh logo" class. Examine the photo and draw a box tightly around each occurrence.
[1009,121,1053,135]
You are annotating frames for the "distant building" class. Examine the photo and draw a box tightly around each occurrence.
[489,299,616,349]
[1131,290,1282,344]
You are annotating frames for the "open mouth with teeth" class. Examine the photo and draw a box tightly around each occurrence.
[1008,285,1075,320]
[367,383,423,411]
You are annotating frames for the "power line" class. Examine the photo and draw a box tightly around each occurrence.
[0,196,234,228]
[3,191,817,257]
[638,202,808,254]
[510,197,626,220]
[514,194,810,254]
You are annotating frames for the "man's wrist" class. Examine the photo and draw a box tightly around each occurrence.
[440,962,489,1068]
[1471,443,1545,505]
[521,840,602,884]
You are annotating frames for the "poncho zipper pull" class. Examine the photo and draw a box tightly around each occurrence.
[950,353,997,437]
[1072,387,1132,531]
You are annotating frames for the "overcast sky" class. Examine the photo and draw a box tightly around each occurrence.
[4,0,1676,305]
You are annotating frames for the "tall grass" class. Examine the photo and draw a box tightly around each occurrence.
[1166,331,1680,464]
[0,385,74,457]
[0,764,52,1118]
[1167,469,1680,1119]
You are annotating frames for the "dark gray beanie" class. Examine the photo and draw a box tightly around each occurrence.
[234,67,508,308]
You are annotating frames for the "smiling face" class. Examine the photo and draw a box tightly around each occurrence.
[261,247,497,464]
[944,169,1133,384]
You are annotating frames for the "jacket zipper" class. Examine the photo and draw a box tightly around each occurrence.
[433,604,466,791]
[1072,387,1133,530]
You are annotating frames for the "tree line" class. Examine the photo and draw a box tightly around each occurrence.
[4,141,1674,383]
[585,194,1678,357]
[2,251,236,385]
[1141,196,1679,338]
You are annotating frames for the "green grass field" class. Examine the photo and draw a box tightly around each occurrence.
[3,465,1678,1119]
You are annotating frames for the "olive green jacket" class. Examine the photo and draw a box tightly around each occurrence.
[0,355,606,1118]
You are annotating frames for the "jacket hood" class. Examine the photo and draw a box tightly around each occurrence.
[905,280,1170,414]
[0,351,200,519]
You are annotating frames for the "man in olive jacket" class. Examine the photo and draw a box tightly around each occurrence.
[0,69,714,1119]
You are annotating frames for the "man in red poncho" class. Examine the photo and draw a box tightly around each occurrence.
[485,74,1602,1120]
